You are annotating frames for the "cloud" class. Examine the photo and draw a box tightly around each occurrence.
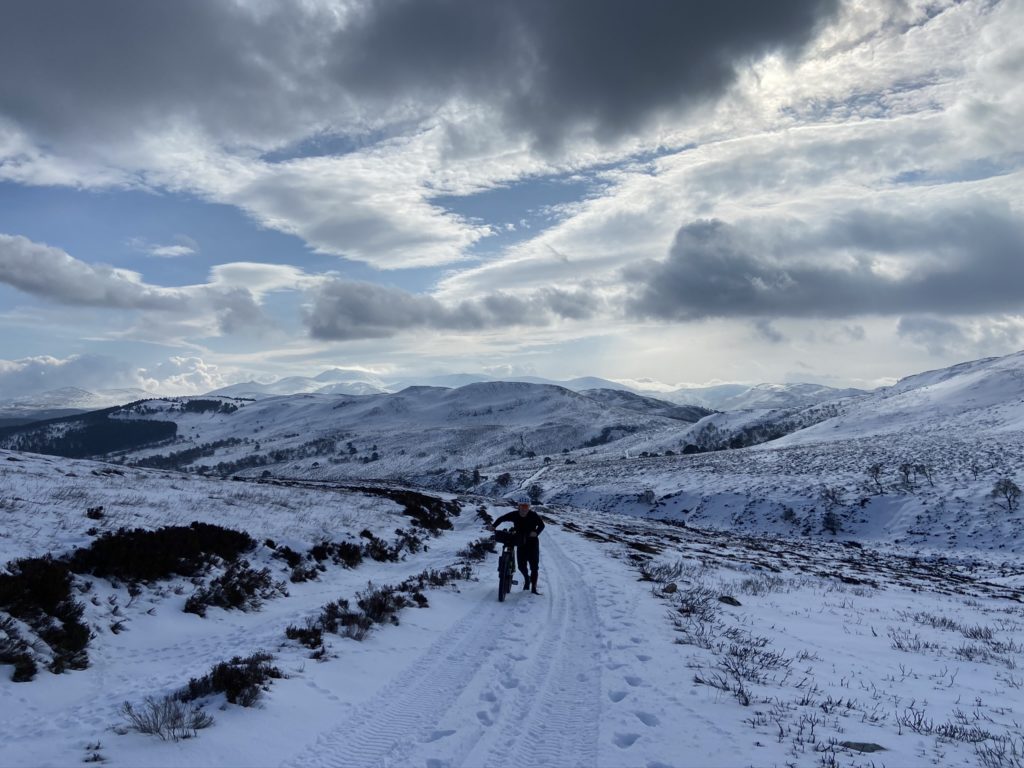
[0,234,187,310]
[0,0,838,153]
[624,204,1024,321]
[753,319,786,344]
[331,0,839,148]
[0,234,293,335]
[0,354,139,399]
[148,245,195,258]
[137,356,227,394]
[896,315,967,356]
[305,279,602,341]
[897,314,1024,357]
[0,353,235,399]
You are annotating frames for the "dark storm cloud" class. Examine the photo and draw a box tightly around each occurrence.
[0,0,838,150]
[0,1,334,148]
[305,280,600,340]
[625,206,1024,321]
[896,316,967,355]
[332,0,840,147]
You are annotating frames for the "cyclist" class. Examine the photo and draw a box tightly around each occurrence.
[490,502,545,594]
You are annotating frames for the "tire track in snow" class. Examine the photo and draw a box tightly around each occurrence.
[279,594,505,768]
[464,532,601,768]
[282,529,603,768]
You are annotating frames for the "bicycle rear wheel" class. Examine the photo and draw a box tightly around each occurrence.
[497,551,509,602]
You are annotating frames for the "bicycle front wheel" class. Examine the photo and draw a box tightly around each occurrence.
[497,552,509,602]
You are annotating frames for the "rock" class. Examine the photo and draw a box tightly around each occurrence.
[839,741,886,753]
[662,582,678,594]
[718,595,741,606]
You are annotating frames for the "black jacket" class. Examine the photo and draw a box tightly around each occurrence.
[493,509,545,537]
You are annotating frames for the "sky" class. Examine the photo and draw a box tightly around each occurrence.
[0,0,1022,398]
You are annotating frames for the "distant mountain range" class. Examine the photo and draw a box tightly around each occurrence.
[0,387,152,427]
[0,369,873,427]
[2,350,1024,544]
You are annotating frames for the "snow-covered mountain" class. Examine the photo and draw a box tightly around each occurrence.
[0,382,694,484]
[660,381,866,410]
[3,351,1022,557]
[581,388,713,422]
[773,349,1024,446]
[2,353,1023,767]
[0,387,153,426]
[206,371,638,399]
[0,386,151,412]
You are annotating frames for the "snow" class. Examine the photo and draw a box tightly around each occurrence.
[2,350,1024,766]
[2,471,1020,766]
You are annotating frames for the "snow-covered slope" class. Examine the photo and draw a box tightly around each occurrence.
[581,388,713,422]
[661,381,866,410]
[1,383,687,482]
[207,376,387,399]
[1,449,1020,767]
[774,349,1024,445]
[0,386,151,412]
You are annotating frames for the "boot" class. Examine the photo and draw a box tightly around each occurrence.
[530,572,541,595]
[522,572,531,590]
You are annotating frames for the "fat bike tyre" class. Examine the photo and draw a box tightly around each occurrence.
[497,553,509,602]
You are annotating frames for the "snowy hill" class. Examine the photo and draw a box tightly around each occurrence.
[206,375,386,399]
[661,381,866,410]
[774,349,1024,446]
[581,388,714,422]
[0,383,688,484]
[0,448,1020,767]
[0,386,151,412]
[0,387,154,427]
[207,371,639,399]
[3,352,1023,559]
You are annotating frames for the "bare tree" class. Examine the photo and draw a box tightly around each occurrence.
[820,485,844,508]
[990,478,1022,512]
[527,484,544,505]
[866,463,884,494]
[898,463,916,492]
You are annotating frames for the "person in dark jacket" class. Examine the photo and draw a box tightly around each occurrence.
[490,502,545,594]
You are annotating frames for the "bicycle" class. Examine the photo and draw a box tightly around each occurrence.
[493,528,523,602]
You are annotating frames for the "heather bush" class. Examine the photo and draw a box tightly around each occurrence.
[177,651,281,707]
[183,561,286,617]
[121,696,213,741]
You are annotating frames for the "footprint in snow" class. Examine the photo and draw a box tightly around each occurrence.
[480,691,497,703]
[422,729,456,743]
[624,675,643,687]
[636,654,652,662]
[477,711,494,726]
[635,711,660,727]
[608,690,628,703]
[501,676,519,689]
[614,733,641,748]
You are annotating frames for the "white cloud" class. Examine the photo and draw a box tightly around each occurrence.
[0,234,325,339]
[137,356,229,395]
[148,244,195,258]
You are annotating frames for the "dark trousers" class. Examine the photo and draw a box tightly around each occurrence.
[516,538,540,578]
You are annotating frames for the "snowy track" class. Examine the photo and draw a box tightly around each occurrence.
[281,532,601,768]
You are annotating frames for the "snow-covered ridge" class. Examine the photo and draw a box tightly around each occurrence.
[0,386,151,413]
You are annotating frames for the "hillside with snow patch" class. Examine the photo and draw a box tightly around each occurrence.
[0,448,1020,767]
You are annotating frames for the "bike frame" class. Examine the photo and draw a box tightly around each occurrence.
[494,529,522,602]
